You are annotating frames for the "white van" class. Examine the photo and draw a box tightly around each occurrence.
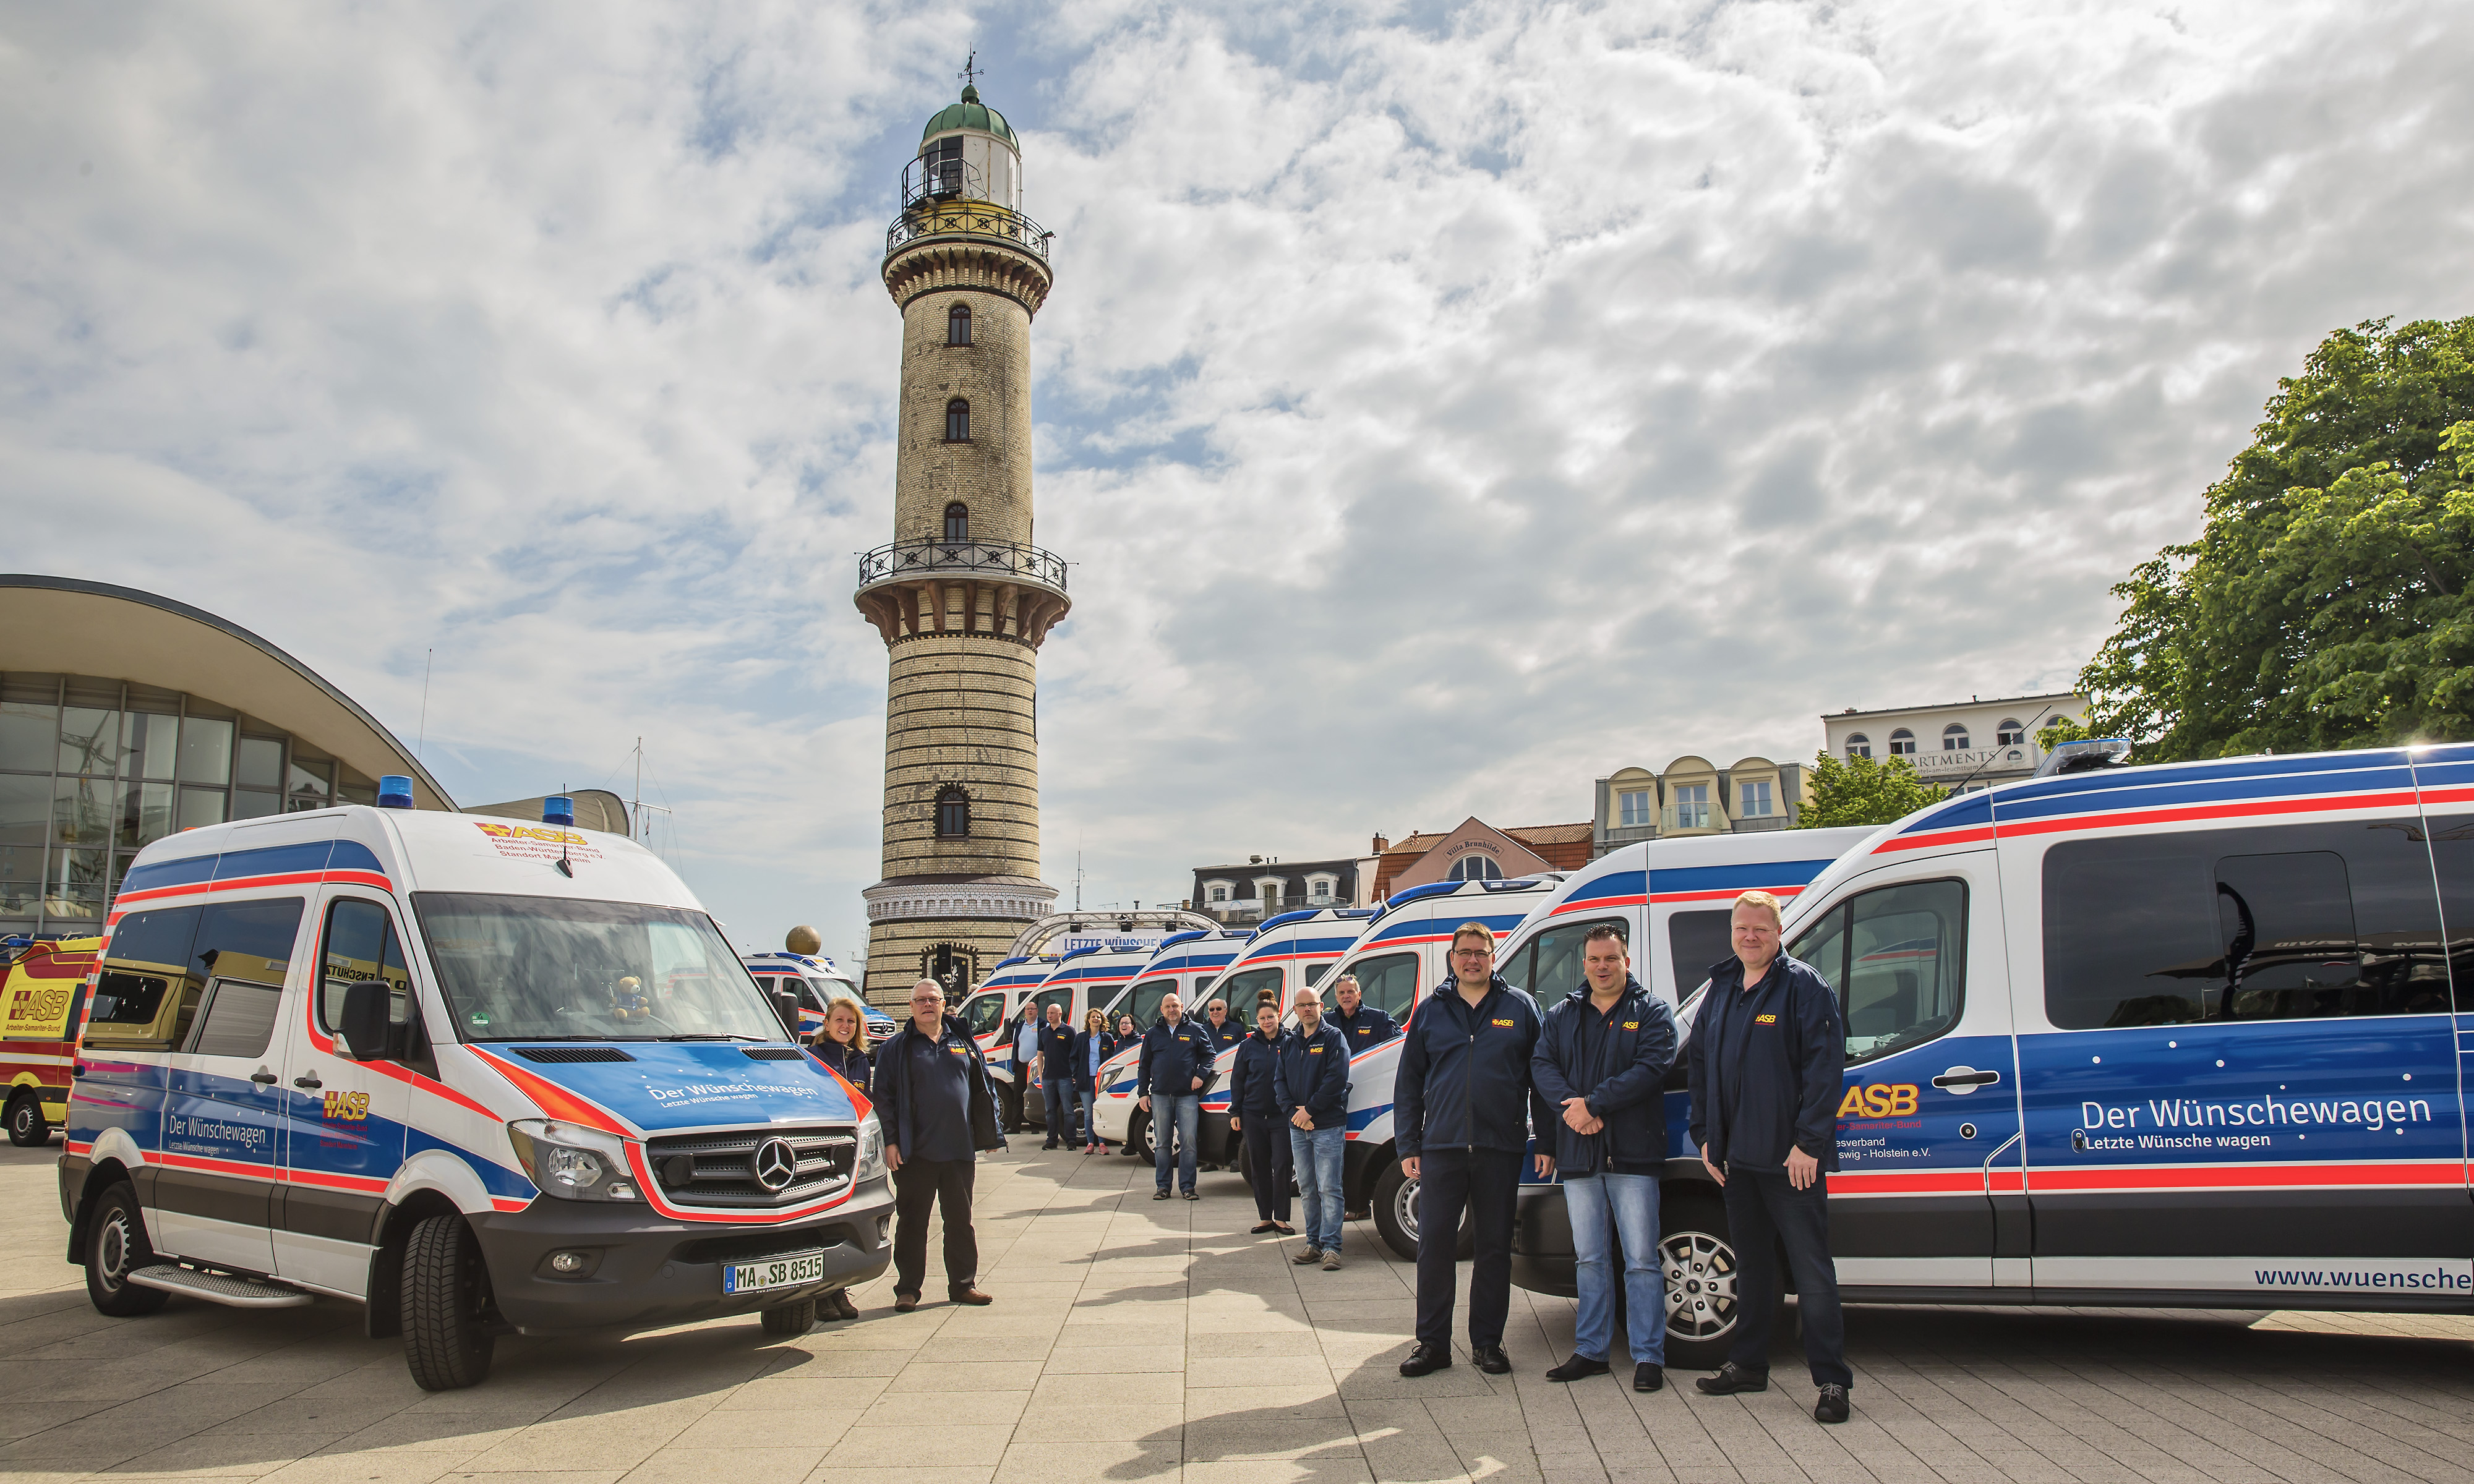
[60,795,894,1390]
[955,954,1061,1088]
[740,950,896,1043]
[987,942,1156,1133]
[1087,928,1257,1152]
[1514,741,2474,1362]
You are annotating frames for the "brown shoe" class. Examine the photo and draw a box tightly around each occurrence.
[949,1287,994,1306]
[893,1292,920,1313]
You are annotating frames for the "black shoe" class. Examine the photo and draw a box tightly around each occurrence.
[1399,1344,1453,1377]
[1544,1354,1610,1383]
[1696,1362,1768,1396]
[1042,1140,1059,1149]
[1815,1384,1849,1423]
[1344,1209,1369,1222]
[1182,1189,1201,1200]
[1633,1362,1663,1392]
[1152,1189,1171,1200]
[1474,1345,1511,1375]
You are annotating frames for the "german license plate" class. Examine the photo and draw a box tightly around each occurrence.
[722,1250,826,1295]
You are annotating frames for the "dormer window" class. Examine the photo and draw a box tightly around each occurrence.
[946,399,970,441]
[944,503,969,543]
[948,304,972,346]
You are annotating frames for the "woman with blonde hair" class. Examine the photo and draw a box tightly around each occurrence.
[807,997,873,1321]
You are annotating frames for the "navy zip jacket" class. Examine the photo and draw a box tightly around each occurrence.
[1226,1027,1287,1119]
[873,1013,1005,1158]
[1036,1020,1079,1080]
[810,1038,873,1093]
[1327,1002,1399,1048]
[1273,1020,1351,1130]
[1686,953,1843,1172]
[1392,974,1552,1159]
[1530,977,1677,1177]
[1137,1015,1215,1098]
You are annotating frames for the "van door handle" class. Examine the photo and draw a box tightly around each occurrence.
[250,1070,280,1086]
[293,1073,322,1090]
[1932,1067,2001,1090]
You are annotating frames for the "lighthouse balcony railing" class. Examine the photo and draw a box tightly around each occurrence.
[857,539,1069,594]
[886,200,1051,261]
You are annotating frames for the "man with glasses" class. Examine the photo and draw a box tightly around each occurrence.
[875,979,1003,1311]
[1393,924,1551,1377]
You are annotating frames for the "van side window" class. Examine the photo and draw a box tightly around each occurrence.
[1789,879,1967,1066]
[1666,908,1732,999]
[1127,977,1177,1028]
[2043,817,2449,1029]
[88,903,202,1036]
[1343,952,1419,1021]
[321,898,411,1031]
[1220,966,1280,1015]
[186,978,283,1059]
[1303,963,1329,986]
[958,991,1004,1038]
[1032,987,1073,1023]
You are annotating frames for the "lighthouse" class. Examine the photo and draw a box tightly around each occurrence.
[854,81,1065,1005]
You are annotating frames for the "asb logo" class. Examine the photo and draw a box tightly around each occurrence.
[1754,1013,1778,1025]
[1836,1083,1920,1118]
[1491,1018,1515,1028]
[474,821,586,846]
[322,1090,371,1121]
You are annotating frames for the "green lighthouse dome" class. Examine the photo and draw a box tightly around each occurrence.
[921,83,1016,145]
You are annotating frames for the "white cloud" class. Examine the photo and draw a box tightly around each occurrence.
[4,0,2467,962]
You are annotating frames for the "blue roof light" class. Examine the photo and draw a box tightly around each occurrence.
[542,795,575,827]
[377,775,415,810]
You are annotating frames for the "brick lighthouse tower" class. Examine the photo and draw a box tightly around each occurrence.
[854,79,1066,1006]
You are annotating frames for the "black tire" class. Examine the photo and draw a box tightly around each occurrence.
[1370,1159,1474,1263]
[84,1180,168,1316]
[1126,1111,1153,1163]
[401,1214,495,1391]
[7,1093,47,1147]
[998,1080,1025,1133]
[760,1297,817,1335]
[1659,1192,1763,1370]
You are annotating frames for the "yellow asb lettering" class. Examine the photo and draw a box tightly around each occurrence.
[1835,1083,1920,1119]
[1306,1047,1323,1055]
[1491,1018,1515,1028]
[322,1090,370,1121]
[1754,1013,1778,1025]
[1621,1020,1638,1030]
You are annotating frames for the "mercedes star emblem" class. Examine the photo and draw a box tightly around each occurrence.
[753,1138,798,1192]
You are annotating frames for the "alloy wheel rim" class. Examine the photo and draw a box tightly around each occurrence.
[1659,1229,1739,1340]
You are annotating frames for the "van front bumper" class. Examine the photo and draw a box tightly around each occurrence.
[470,1176,895,1333]
[1510,1183,1577,1297]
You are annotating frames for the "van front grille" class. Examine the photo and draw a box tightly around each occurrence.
[645,1127,856,1208]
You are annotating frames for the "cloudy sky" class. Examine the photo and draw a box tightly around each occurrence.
[6,1,2468,964]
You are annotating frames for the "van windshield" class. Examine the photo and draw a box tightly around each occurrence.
[413,893,785,1043]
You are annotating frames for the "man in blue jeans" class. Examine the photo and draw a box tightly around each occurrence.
[1530,924,1678,1392]
[1137,991,1211,1199]
[1275,984,1351,1266]
[1036,1003,1079,1149]
[1687,890,1852,1425]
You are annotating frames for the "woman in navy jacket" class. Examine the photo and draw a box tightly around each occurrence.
[1226,1000,1294,1234]
[805,998,874,1320]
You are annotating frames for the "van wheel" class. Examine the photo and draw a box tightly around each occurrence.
[998,1082,1025,1133]
[1127,1112,1153,1163]
[85,1181,169,1316]
[760,1297,817,1336]
[401,1214,495,1391]
[1659,1193,1757,1370]
[6,1094,46,1147]
[1371,1161,1473,1263]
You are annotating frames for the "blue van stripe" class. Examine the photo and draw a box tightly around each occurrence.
[119,853,219,895]
[213,841,336,881]
[1646,860,1836,893]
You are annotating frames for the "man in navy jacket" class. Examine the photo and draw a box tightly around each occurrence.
[1035,1003,1080,1149]
[1530,924,1678,1391]
[1327,974,1399,1047]
[1393,923,1552,1377]
[1137,991,1212,1198]
[1274,985,1351,1265]
[1686,890,1851,1424]
[874,979,1005,1311]
[1226,999,1293,1235]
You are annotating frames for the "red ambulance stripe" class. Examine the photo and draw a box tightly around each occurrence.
[468,1048,629,1135]
[2027,1160,2463,1193]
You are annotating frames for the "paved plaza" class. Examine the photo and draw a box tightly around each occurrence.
[6,1142,2474,1484]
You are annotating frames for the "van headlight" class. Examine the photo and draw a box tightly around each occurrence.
[507,1119,641,1201]
[855,1111,886,1183]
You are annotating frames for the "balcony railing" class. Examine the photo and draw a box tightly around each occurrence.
[858,539,1068,592]
[886,199,1051,261]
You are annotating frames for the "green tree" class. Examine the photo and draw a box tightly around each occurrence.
[1797,751,1947,829]
[2077,316,2474,761]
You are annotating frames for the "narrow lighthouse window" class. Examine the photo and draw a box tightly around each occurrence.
[946,399,970,441]
[944,503,969,543]
[948,304,971,345]
[935,786,971,838]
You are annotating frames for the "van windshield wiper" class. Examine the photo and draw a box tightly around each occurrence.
[664,1033,773,1042]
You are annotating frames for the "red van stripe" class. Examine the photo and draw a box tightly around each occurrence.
[467,1048,628,1135]
[2027,1160,2462,1193]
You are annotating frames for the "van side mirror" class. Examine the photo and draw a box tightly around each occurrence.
[341,981,392,1060]
[770,986,801,1037]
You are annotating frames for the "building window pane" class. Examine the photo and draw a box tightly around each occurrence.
[1618,789,1652,828]
[121,782,174,848]
[948,303,972,346]
[179,717,233,785]
[1740,780,1773,817]
[944,503,970,543]
[124,712,178,780]
[1845,733,1871,760]
[236,736,283,790]
[1888,729,1916,756]
[1447,855,1504,882]
[946,399,970,441]
[1996,720,2026,746]
[288,757,333,810]
[1674,783,1711,830]
[178,787,226,832]
[53,777,116,848]
[0,702,58,773]
[232,790,281,821]
[1943,723,1970,751]
[61,707,119,775]
[46,846,109,918]
[935,787,970,838]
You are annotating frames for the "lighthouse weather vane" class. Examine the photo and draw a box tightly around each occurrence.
[958,49,980,89]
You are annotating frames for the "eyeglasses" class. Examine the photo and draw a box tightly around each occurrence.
[1452,947,1494,958]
